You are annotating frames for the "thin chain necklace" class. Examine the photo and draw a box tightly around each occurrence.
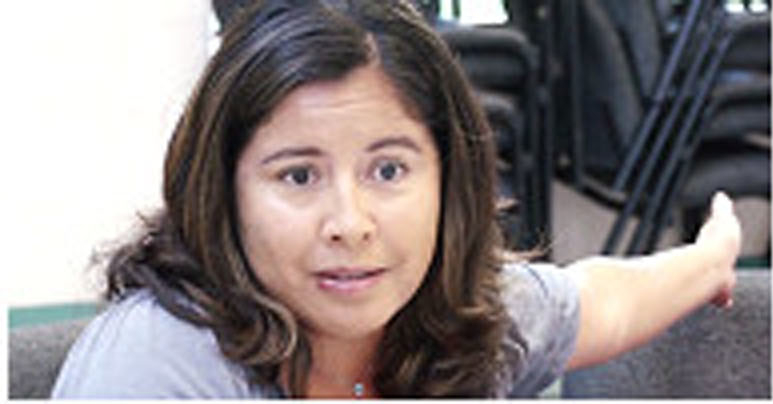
[311,364,373,398]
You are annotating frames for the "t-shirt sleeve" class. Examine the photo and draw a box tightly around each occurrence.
[50,290,260,399]
[500,262,581,397]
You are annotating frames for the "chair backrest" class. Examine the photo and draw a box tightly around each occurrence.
[439,26,537,94]
[723,12,771,71]
[562,270,771,398]
[8,318,91,399]
[598,0,663,98]
[576,0,646,171]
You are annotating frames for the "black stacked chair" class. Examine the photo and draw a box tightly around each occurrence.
[625,2,770,256]
[552,0,770,257]
[437,19,549,254]
[675,11,770,248]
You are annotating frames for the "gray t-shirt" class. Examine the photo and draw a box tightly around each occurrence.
[51,263,579,398]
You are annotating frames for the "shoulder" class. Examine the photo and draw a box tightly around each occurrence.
[498,262,581,397]
[51,290,275,398]
[501,262,579,318]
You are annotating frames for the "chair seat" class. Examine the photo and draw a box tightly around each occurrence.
[562,270,771,398]
[9,318,91,398]
[681,143,770,208]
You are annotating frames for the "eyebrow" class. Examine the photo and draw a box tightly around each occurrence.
[259,136,423,165]
[260,147,323,165]
[366,136,423,154]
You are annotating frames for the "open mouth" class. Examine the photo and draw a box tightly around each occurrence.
[316,269,384,280]
[314,268,387,293]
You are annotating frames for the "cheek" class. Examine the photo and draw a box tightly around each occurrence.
[236,188,315,285]
[413,196,440,252]
[388,192,440,314]
[384,183,441,274]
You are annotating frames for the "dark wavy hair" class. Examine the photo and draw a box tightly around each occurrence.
[105,0,524,397]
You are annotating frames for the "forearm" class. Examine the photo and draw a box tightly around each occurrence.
[565,193,740,370]
[565,244,724,369]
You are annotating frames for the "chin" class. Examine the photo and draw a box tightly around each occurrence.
[306,310,395,340]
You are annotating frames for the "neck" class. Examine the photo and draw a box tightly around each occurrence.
[284,329,383,398]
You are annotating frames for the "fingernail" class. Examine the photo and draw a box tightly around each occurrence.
[714,192,732,211]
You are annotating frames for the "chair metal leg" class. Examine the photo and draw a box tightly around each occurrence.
[603,2,725,254]
[626,8,731,254]
[611,0,707,192]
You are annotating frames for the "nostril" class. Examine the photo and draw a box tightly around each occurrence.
[326,229,372,245]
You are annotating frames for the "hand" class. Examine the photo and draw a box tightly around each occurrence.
[694,192,742,308]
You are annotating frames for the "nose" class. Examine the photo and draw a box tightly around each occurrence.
[321,178,376,248]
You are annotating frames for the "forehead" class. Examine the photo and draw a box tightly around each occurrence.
[279,65,407,117]
[254,64,429,142]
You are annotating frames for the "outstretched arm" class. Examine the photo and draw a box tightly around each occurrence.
[565,192,741,370]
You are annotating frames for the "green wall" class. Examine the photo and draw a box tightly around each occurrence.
[9,302,98,329]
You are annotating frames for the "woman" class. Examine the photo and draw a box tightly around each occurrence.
[52,0,740,398]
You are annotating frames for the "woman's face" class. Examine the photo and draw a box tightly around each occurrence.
[235,64,441,340]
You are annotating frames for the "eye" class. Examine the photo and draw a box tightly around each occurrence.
[279,166,316,186]
[373,159,407,182]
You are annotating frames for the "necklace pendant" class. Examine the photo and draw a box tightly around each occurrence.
[353,382,365,398]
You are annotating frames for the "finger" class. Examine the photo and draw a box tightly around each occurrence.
[723,297,733,309]
[710,294,729,308]
[711,289,734,309]
[712,191,733,216]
